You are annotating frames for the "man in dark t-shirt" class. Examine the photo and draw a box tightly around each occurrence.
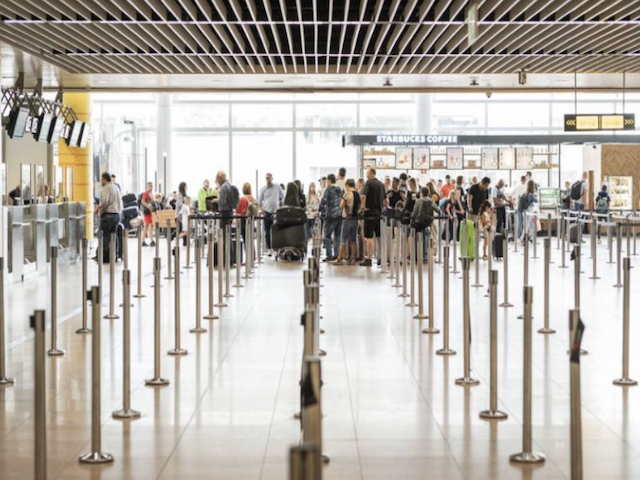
[467,176,490,221]
[360,167,387,266]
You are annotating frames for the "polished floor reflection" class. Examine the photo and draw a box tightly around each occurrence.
[1,235,640,479]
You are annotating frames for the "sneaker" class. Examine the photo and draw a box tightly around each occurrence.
[331,259,344,265]
[377,258,381,266]
[359,258,372,266]
[150,241,156,247]
[348,259,356,266]
[267,250,273,257]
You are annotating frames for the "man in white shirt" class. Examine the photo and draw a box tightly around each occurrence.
[96,172,122,262]
[336,167,346,190]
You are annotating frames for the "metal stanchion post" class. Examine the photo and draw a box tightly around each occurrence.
[224,223,233,298]
[104,234,119,320]
[76,240,91,334]
[190,238,207,334]
[436,246,455,356]
[435,218,442,264]
[589,215,599,279]
[301,357,328,464]
[516,236,530,320]
[168,239,187,356]
[455,258,479,386]
[613,258,637,386]
[380,219,388,274]
[134,225,146,298]
[145,258,170,387]
[203,229,219,320]
[97,231,103,292]
[184,219,192,269]
[79,286,114,464]
[399,225,409,298]
[569,309,584,480]
[0,258,13,385]
[31,310,46,478]
[452,216,459,274]
[413,231,428,320]
[480,270,508,420]
[473,220,482,287]
[614,225,623,287]
[607,214,614,264]
[422,246,439,334]
[500,232,513,307]
[165,219,173,279]
[514,212,519,253]
[560,217,568,269]
[539,238,556,334]
[388,221,396,281]
[48,247,65,356]
[510,286,545,465]
[626,217,632,257]
[234,219,243,288]
[532,214,539,259]
[568,245,588,356]
[406,229,417,307]
[216,226,227,307]
[112,270,141,419]
[256,218,263,264]
[245,218,253,279]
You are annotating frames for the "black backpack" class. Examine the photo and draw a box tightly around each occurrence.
[351,191,361,218]
[411,199,434,230]
[570,181,583,200]
[229,185,240,210]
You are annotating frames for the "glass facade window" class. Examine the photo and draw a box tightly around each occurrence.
[295,131,357,187]
[232,131,293,192]
[295,103,357,129]
[171,132,229,196]
[172,103,229,128]
[232,103,293,128]
[359,103,415,130]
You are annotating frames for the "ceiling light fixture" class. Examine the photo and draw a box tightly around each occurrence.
[470,77,479,86]
[383,77,393,87]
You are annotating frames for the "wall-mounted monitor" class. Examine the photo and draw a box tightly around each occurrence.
[49,116,65,144]
[78,123,90,148]
[6,107,30,138]
[32,113,55,143]
[66,120,84,147]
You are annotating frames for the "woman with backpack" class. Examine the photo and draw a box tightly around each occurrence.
[517,180,538,243]
[332,179,360,265]
[595,185,611,242]
[411,187,442,258]
[305,183,320,242]
[236,182,257,243]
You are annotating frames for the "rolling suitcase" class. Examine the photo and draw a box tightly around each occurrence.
[122,193,137,208]
[274,206,306,226]
[459,218,475,260]
[569,223,579,243]
[493,233,504,259]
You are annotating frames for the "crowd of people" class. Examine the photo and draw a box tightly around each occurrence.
[93,165,607,265]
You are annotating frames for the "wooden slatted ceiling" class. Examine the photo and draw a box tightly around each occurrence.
[1,0,640,75]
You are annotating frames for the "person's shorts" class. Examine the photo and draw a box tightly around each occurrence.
[364,214,381,239]
[143,213,153,225]
[340,218,358,243]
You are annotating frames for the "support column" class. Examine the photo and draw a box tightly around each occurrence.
[156,94,172,196]
[416,94,432,133]
[58,93,93,239]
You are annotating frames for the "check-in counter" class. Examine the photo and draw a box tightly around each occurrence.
[5,201,87,283]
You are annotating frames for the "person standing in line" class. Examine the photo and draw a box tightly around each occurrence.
[595,184,611,242]
[236,182,257,244]
[491,178,508,233]
[305,183,320,241]
[511,175,527,239]
[283,182,301,207]
[197,179,217,213]
[478,200,495,260]
[332,179,360,265]
[178,196,191,245]
[96,172,122,262]
[561,180,572,211]
[320,174,343,262]
[360,167,387,267]
[518,180,538,243]
[258,173,285,256]
[440,174,455,199]
[294,180,306,209]
[140,182,156,247]
[175,182,188,223]
[399,173,409,193]
[571,171,589,212]
[336,168,347,190]
[467,177,491,223]
[110,174,122,192]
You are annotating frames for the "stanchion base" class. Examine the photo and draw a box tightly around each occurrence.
[203,314,219,320]
[214,303,228,308]
[223,293,234,298]
[613,378,638,386]
[436,348,456,356]
[183,266,193,270]
[133,294,147,298]
[293,411,301,419]
[243,275,253,280]
[500,302,514,308]
[0,377,15,386]
[566,348,588,355]
[79,452,114,464]
[589,276,601,280]
[104,314,120,320]
[398,293,410,298]
[233,284,244,288]
[455,377,480,386]
[472,284,483,288]
[167,348,189,356]
[322,455,330,464]
[112,408,141,420]
[189,327,207,333]
[405,302,418,307]
[320,328,325,334]
[613,284,623,288]
[558,265,569,269]
[509,452,545,464]
[319,349,327,357]
[164,276,174,280]
[537,327,556,334]
[479,409,508,420]
[413,313,428,320]
[47,348,65,357]
[75,327,91,334]
[392,284,402,288]
[421,327,440,334]
[145,377,170,386]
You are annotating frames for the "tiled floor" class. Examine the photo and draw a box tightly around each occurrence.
[1,234,640,479]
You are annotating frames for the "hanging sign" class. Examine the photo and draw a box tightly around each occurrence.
[564,114,635,131]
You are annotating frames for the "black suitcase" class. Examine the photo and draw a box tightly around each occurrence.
[274,207,306,226]
[569,224,579,243]
[122,205,139,220]
[493,233,504,258]
[122,193,137,208]
[271,223,307,250]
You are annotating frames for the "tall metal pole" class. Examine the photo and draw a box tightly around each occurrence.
[500,232,513,307]
[614,224,623,287]
[569,309,584,480]
[399,225,409,298]
[31,310,46,478]
[190,238,207,334]
[0,258,13,385]
[560,217,568,269]
[510,286,545,465]
[455,258,479,386]
[97,231,103,292]
[76,240,91,334]
[451,216,459,274]
[184,218,192,269]
[224,224,233,298]
[589,214,600,279]
[112,270,141,419]
[168,237,187,356]
[165,219,174,280]
[413,231,427,320]
[79,286,114,464]
[134,225,146,298]
[472,220,482,287]
[48,247,65,356]
[480,270,507,420]
[203,227,218,320]
[216,226,227,308]
[234,219,243,288]
[406,228,417,307]
[422,245,439,334]
[104,233,119,320]
[613,258,637,386]
[539,238,555,334]
[436,246,455,356]
[145,258,170,387]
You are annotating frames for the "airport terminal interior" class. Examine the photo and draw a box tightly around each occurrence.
[3,1,640,479]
